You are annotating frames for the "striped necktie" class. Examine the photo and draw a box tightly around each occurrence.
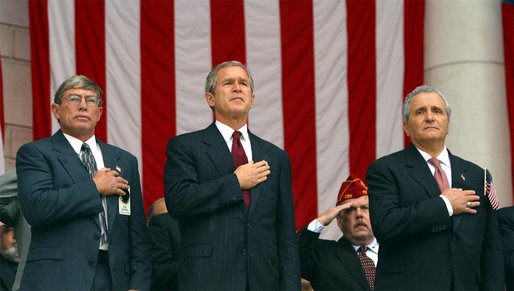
[80,143,108,245]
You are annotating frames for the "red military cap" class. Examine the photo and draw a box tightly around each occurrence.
[336,175,368,205]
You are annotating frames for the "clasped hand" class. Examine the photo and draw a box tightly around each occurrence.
[234,160,271,190]
[92,168,129,197]
[442,188,480,215]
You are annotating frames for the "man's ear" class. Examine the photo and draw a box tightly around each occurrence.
[51,103,60,120]
[250,93,255,108]
[95,106,103,122]
[336,216,344,230]
[205,92,215,108]
[403,121,410,137]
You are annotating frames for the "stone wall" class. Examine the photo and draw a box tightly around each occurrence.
[0,0,32,171]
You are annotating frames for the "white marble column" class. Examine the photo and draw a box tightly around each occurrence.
[425,0,512,206]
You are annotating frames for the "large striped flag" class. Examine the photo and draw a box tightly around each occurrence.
[0,50,5,175]
[29,0,425,231]
[503,0,514,198]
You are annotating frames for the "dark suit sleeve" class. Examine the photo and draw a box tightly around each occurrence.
[276,154,301,290]
[148,214,179,291]
[126,158,152,290]
[298,227,321,281]
[0,170,18,225]
[16,142,103,226]
[479,203,506,290]
[497,207,514,291]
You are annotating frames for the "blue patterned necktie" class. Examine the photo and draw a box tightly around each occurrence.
[231,131,250,208]
[80,143,108,245]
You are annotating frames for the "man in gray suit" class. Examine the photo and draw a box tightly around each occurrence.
[16,75,151,290]
[0,169,29,291]
[165,61,300,290]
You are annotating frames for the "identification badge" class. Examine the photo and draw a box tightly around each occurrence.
[119,186,131,215]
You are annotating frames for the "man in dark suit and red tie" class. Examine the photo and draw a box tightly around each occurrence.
[366,85,504,290]
[299,174,378,291]
[164,61,300,290]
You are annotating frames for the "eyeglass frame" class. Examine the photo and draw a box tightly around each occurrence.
[63,94,101,107]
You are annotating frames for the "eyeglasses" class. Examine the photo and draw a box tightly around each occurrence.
[64,94,100,107]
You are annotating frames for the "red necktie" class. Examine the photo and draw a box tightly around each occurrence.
[358,246,375,290]
[231,131,250,208]
[429,158,450,192]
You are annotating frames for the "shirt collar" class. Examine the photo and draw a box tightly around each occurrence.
[215,121,249,143]
[416,145,450,168]
[63,133,98,155]
[352,237,379,254]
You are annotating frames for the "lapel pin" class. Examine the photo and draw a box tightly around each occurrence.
[116,165,122,173]
[460,174,465,181]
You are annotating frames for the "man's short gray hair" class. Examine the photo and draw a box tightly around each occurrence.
[54,75,103,106]
[403,84,451,122]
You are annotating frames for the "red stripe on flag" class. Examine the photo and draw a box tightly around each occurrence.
[141,0,176,211]
[279,0,318,230]
[346,0,376,178]
[29,0,52,140]
[210,0,246,66]
[502,1,514,201]
[403,0,425,147]
[75,0,107,141]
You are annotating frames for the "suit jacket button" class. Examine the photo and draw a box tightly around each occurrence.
[247,222,252,229]
[242,249,248,256]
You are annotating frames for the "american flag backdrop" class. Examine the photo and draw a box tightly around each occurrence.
[503,0,514,203]
[0,50,4,175]
[26,0,512,230]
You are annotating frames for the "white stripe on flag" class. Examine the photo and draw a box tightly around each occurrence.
[376,0,405,158]
[245,0,284,149]
[106,0,142,167]
[49,0,75,133]
[175,0,213,135]
[313,0,350,240]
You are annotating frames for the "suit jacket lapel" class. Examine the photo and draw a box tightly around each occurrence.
[247,130,267,216]
[405,144,441,198]
[98,140,122,231]
[203,123,235,177]
[448,151,470,231]
[53,130,91,184]
[53,131,101,228]
[336,238,371,290]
